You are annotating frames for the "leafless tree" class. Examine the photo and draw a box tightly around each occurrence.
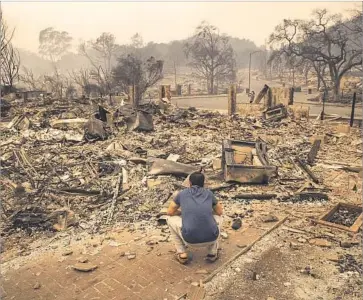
[19,67,45,90]
[184,22,236,94]
[79,33,118,96]
[44,68,65,99]
[1,42,20,90]
[0,8,20,92]
[69,68,92,96]
[267,50,286,82]
[63,77,77,99]
[269,9,362,101]
[0,8,14,55]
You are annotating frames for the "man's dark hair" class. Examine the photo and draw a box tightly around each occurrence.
[189,172,205,187]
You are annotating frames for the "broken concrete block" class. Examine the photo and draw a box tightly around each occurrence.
[127,254,136,260]
[147,179,162,189]
[62,250,73,256]
[335,124,350,134]
[261,215,279,223]
[340,240,359,248]
[326,253,341,262]
[289,242,301,250]
[308,238,332,248]
[33,282,41,290]
[77,257,89,263]
[48,208,78,231]
[72,263,98,272]
[309,135,326,146]
[213,159,222,170]
[220,232,228,239]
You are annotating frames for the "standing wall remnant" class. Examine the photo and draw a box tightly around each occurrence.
[264,87,294,109]
[228,84,237,115]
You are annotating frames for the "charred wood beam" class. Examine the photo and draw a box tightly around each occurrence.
[296,157,320,184]
[233,193,277,200]
[307,139,321,165]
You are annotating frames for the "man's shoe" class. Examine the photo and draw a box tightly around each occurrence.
[205,252,219,262]
[175,253,188,264]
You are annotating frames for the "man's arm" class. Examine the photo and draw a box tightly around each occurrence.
[167,200,181,216]
[213,202,223,216]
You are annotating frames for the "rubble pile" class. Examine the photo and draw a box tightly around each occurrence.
[1,99,361,247]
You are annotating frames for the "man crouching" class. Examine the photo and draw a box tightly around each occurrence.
[166,172,223,264]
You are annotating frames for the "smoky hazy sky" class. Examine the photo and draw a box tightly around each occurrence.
[2,1,359,53]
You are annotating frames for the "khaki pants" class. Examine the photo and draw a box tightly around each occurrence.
[167,215,222,255]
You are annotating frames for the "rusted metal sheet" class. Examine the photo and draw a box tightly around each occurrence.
[222,139,277,184]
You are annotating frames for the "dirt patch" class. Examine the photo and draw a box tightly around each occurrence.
[212,247,296,300]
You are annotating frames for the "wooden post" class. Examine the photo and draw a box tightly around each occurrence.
[350,92,356,127]
[307,139,321,165]
[228,84,237,116]
[320,91,326,121]
[188,84,191,96]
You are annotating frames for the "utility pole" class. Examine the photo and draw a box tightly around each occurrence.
[248,52,252,93]
[320,90,326,120]
[173,61,177,90]
[350,92,356,127]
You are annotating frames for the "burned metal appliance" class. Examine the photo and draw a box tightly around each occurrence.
[222,139,277,184]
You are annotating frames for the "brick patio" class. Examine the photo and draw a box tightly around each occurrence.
[1,220,277,300]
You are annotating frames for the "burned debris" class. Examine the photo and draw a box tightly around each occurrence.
[222,139,277,184]
[0,88,361,257]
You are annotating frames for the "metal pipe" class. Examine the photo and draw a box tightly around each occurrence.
[321,90,326,120]
[248,52,252,92]
[350,92,356,127]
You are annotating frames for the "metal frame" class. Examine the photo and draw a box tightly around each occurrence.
[314,202,362,233]
[222,139,277,184]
